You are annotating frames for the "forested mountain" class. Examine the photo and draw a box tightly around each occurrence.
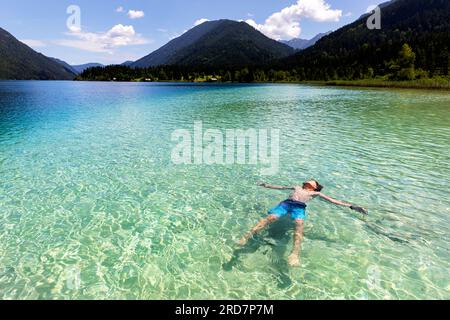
[52,60,105,75]
[132,19,294,68]
[281,32,331,50]
[121,61,134,66]
[276,0,450,80]
[0,27,75,80]
[50,58,78,75]
[71,63,104,74]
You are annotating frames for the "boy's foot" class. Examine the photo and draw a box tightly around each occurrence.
[288,254,301,267]
[237,237,248,246]
[237,232,253,246]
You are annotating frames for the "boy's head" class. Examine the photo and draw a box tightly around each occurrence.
[303,180,323,192]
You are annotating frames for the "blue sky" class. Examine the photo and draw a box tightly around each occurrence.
[0,0,387,65]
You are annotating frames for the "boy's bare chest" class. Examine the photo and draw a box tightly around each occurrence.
[289,188,314,202]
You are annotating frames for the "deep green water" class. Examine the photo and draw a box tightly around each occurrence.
[0,81,449,299]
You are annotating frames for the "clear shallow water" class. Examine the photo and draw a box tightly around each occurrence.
[0,81,449,300]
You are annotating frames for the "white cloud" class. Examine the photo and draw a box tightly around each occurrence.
[194,18,209,26]
[56,24,150,53]
[68,25,81,33]
[116,6,124,13]
[246,0,342,40]
[128,10,145,19]
[21,39,46,48]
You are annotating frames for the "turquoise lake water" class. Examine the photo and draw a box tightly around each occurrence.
[0,81,449,299]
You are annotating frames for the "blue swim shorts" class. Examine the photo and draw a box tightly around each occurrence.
[268,199,307,221]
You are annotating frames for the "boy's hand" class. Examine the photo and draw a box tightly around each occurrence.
[350,205,368,215]
[257,182,268,187]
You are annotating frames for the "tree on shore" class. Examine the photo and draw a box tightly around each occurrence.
[394,43,416,80]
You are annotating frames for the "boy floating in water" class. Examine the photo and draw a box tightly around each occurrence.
[238,180,367,267]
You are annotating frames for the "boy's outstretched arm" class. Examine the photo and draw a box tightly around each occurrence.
[316,193,352,207]
[317,193,368,215]
[258,183,294,190]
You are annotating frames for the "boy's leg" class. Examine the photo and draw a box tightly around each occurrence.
[238,214,278,246]
[288,219,304,267]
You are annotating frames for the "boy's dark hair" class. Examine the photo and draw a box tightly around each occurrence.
[312,180,324,192]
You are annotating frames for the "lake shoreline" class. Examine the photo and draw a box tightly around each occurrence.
[4,78,448,91]
[73,78,450,91]
[311,80,450,91]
